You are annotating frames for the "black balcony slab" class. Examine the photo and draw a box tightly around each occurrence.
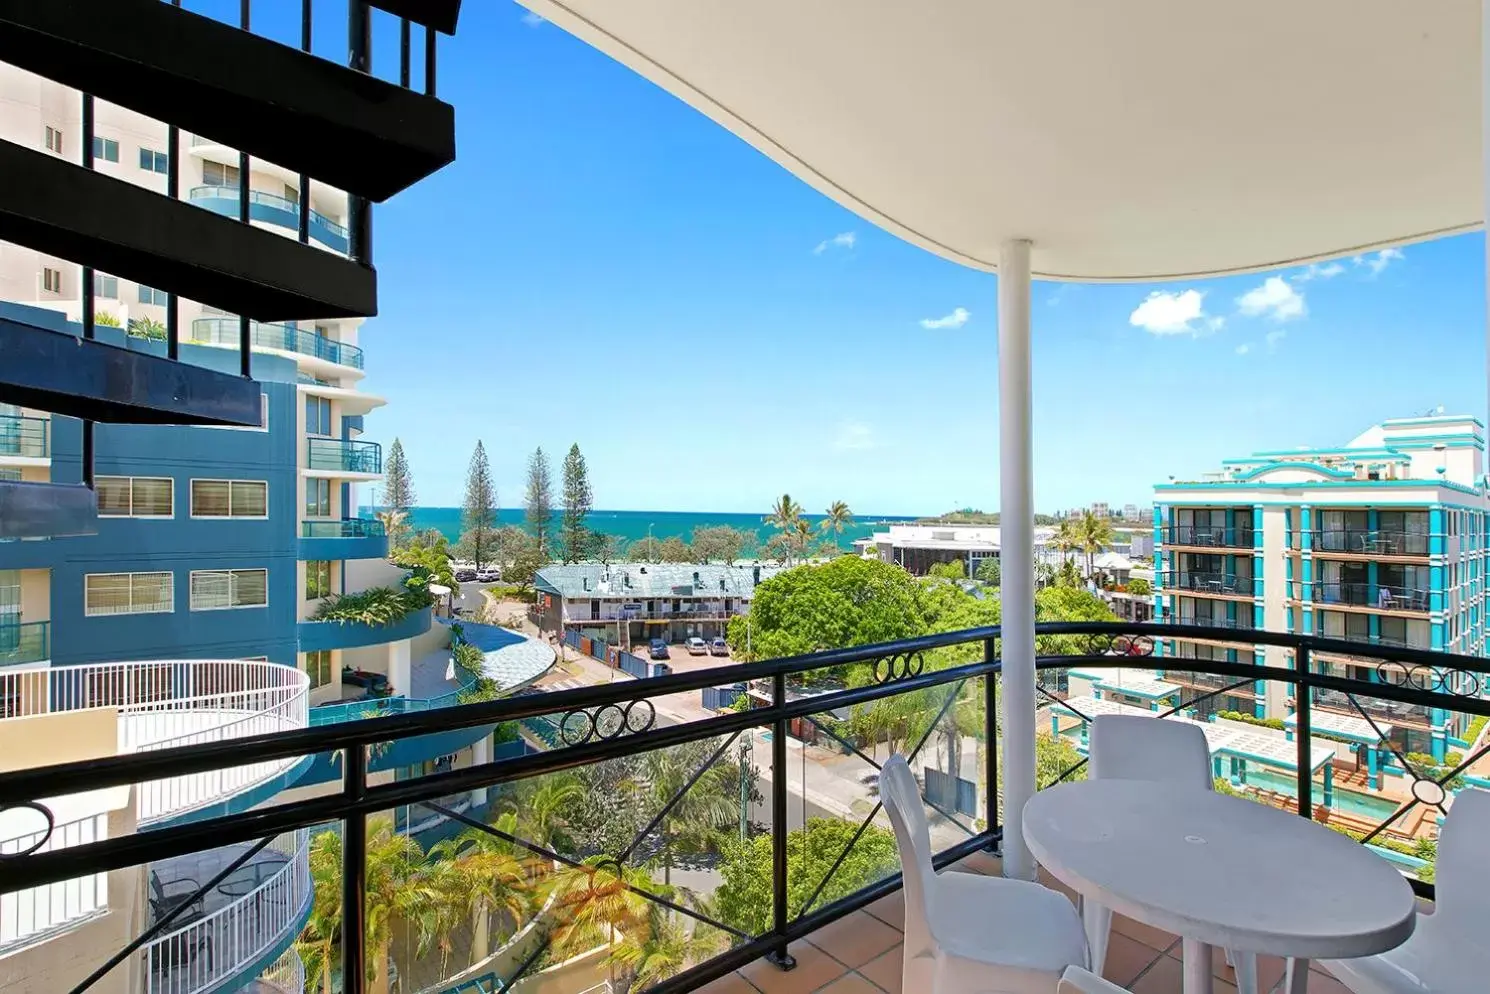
[0,141,376,322]
[0,481,97,540]
[369,0,463,34]
[0,317,263,427]
[0,0,455,202]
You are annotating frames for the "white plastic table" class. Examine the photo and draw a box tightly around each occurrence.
[1023,780,1417,994]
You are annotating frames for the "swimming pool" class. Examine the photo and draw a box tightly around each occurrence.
[1241,768,1401,820]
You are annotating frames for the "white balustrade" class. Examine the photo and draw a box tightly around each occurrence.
[0,808,109,952]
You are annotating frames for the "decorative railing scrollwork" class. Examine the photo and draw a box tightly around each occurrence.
[558,698,657,746]
[872,650,926,683]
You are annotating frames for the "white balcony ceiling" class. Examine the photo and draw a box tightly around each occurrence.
[520,0,1480,281]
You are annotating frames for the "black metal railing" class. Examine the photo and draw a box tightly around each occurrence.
[1289,580,1432,611]
[1300,528,1431,557]
[1157,571,1256,596]
[1160,525,1254,549]
[1,622,1488,994]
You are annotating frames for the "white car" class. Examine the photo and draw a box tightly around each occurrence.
[685,636,708,655]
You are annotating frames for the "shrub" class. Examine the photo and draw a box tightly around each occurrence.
[312,586,427,626]
[453,641,485,678]
[1466,714,1488,746]
[1216,709,1285,731]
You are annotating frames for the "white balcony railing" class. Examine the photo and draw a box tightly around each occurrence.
[145,831,311,994]
[0,659,309,824]
[0,806,109,952]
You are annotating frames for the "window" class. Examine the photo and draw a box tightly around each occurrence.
[93,273,118,298]
[202,161,240,187]
[305,478,331,518]
[44,126,62,155]
[96,476,173,518]
[91,137,119,163]
[85,572,173,616]
[138,147,168,173]
[41,268,61,294]
[190,480,268,518]
[284,183,300,205]
[190,569,268,611]
[137,284,168,306]
[306,561,332,600]
[305,650,334,689]
[305,396,333,435]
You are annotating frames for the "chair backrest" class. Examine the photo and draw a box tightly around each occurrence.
[1089,714,1212,791]
[1435,786,1490,922]
[149,871,164,903]
[879,755,934,920]
[1058,965,1131,993]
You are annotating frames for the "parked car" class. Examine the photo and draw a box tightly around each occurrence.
[709,637,729,656]
[686,636,708,655]
[454,569,477,582]
[649,638,670,660]
[476,569,500,582]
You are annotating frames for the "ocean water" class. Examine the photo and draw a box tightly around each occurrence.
[370,507,919,555]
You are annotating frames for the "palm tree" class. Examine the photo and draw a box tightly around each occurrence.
[1052,517,1079,567]
[429,821,531,969]
[820,500,854,550]
[522,774,585,849]
[375,508,410,550]
[363,819,427,994]
[792,517,815,560]
[550,857,660,960]
[764,493,804,533]
[1075,509,1115,582]
[643,747,737,885]
[608,906,724,988]
[297,830,344,994]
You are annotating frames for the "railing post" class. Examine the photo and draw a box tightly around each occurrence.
[766,671,796,970]
[1294,644,1312,818]
[984,636,999,847]
[341,745,368,992]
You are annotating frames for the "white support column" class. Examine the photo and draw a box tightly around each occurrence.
[998,238,1037,880]
[471,733,490,806]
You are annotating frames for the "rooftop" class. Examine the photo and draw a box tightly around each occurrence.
[534,562,783,600]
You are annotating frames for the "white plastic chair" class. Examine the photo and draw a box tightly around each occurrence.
[879,754,1087,993]
[1084,714,1261,994]
[1057,966,1131,994]
[1322,787,1490,994]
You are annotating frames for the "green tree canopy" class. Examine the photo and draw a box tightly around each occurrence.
[560,443,593,564]
[658,536,692,563]
[1126,576,1152,596]
[524,446,554,557]
[691,525,752,564]
[383,438,416,514]
[455,441,498,570]
[713,818,898,935]
[975,558,1001,585]
[727,557,926,661]
[926,559,967,581]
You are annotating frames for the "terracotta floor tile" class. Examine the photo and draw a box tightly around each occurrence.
[805,911,903,969]
[950,850,1003,875]
[740,940,850,994]
[1296,972,1355,994]
[1110,911,1181,954]
[1102,931,1168,988]
[863,891,905,931]
[1164,946,1285,989]
[814,975,881,994]
[857,945,903,994]
[1130,954,1238,994]
[695,972,765,994]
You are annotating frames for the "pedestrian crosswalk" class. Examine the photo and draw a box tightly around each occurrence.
[544,677,586,693]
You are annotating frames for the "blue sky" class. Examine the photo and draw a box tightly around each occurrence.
[205,2,1490,515]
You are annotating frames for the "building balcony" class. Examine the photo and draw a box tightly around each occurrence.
[1295,528,1431,559]
[145,831,312,994]
[298,603,432,652]
[0,621,1476,994]
[190,316,364,371]
[0,658,309,826]
[0,620,49,666]
[304,437,383,480]
[298,517,389,561]
[0,414,49,468]
[1159,525,1254,549]
[187,184,349,254]
[1289,580,1431,613]
[1156,571,1255,597]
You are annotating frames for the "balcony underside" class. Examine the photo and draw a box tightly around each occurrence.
[0,0,455,202]
[0,142,376,322]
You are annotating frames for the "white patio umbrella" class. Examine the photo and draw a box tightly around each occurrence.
[517,0,1489,881]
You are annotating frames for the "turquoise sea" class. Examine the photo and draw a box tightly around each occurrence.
[371,507,919,555]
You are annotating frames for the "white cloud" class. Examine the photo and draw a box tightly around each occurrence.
[1353,248,1404,277]
[919,307,970,330]
[1236,277,1306,321]
[1128,289,1219,336]
[1234,344,1251,355]
[1265,329,1287,351]
[1295,262,1345,282]
[834,421,875,451]
[813,231,857,255]
[520,10,546,26]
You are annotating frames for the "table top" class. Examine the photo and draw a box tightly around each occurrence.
[1022,780,1417,959]
[217,857,290,898]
